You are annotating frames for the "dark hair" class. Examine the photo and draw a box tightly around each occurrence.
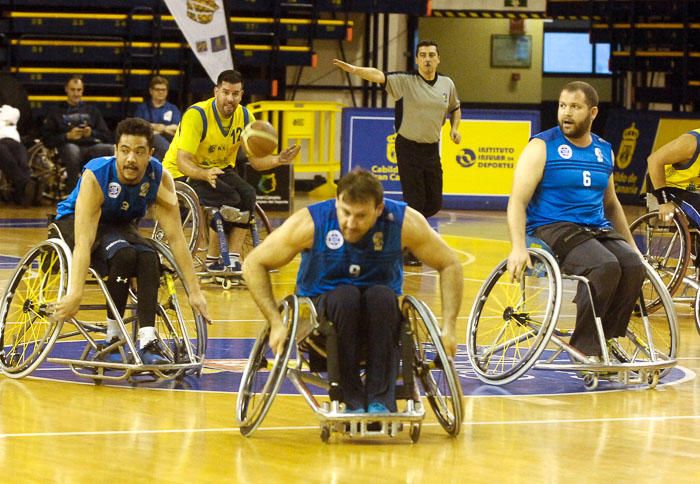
[217,69,243,86]
[336,168,384,206]
[416,40,439,56]
[115,117,154,149]
[562,81,599,108]
[149,76,169,89]
[65,74,83,86]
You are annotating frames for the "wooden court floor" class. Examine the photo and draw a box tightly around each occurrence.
[1,201,699,483]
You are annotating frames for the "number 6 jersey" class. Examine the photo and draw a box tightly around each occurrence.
[526,126,614,234]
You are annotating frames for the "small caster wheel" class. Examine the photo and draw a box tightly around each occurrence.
[648,370,660,389]
[583,372,598,390]
[409,423,421,443]
[222,278,234,290]
[320,426,331,443]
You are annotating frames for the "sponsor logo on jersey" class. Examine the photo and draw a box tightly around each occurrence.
[558,144,573,159]
[594,147,604,162]
[139,182,150,197]
[108,183,121,198]
[372,232,384,251]
[325,230,344,250]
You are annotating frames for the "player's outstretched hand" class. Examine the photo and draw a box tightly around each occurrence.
[279,144,301,164]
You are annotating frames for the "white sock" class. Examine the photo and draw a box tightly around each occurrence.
[138,326,157,349]
[229,252,241,263]
[105,318,120,341]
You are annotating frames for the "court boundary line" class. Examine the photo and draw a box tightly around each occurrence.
[3,413,700,440]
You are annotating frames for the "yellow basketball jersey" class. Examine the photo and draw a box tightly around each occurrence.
[665,128,700,189]
[162,97,253,178]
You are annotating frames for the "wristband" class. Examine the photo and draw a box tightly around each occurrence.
[653,187,670,204]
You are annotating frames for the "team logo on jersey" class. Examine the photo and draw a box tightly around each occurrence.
[594,147,604,162]
[139,182,150,197]
[349,264,361,277]
[108,183,121,198]
[121,201,130,211]
[326,230,344,250]
[372,232,384,251]
[442,92,448,103]
[557,144,573,159]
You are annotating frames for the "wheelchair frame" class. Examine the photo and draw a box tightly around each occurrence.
[149,181,273,289]
[0,230,207,384]
[236,295,463,443]
[467,246,678,391]
[629,197,700,334]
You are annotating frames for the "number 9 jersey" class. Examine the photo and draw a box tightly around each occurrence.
[526,125,614,234]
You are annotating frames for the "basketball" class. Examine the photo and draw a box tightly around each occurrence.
[241,120,278,158]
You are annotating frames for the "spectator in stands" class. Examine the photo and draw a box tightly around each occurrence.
[134,76,181,161]
[0,104,37,206]
[41,75,113,192]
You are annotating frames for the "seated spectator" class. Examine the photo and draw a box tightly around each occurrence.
[134,76,181,161]
[41,75,113,192]
[0,104,38,206]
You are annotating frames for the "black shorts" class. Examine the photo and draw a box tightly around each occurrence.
[51,216,156,275]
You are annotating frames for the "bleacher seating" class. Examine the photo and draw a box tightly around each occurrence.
[0,0,371,127]
[548,0,700,107]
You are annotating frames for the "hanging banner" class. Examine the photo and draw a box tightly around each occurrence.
[431,0,546,12]
[163,0,233,83]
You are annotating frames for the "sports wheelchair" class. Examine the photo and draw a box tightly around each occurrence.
[148,181,273,289]
[466,238,678,391]
[0,223,207,383]
[629,194,700,334]
[236,295,462,443]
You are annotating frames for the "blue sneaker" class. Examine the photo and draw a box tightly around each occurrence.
[367,402,390,414]
[228,259,242,274]
[100,338,124,363]
[138,341,169,365]
[206,260,227,272]
[345,406,365,414]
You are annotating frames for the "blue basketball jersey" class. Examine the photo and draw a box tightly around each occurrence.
[296,198,406,297]
[56,156,163,224]
[526,126,614,233]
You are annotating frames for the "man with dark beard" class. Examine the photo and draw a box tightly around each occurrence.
[506,81,644,361]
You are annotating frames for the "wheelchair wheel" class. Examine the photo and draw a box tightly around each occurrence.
[694,289,700,336]
[402,295,462,436]
[612,261,678,376]
[237,295,298,436]
[27,141,62,202]
[150,240,207,370]
[0,240,69,378]
[242,203,273,258]
[629,210,690,306]
[467,248,561,385]
[151,182,201,255]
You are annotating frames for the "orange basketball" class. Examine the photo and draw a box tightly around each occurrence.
[241,120,278,158]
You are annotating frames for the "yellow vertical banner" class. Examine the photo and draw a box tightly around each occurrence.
[441,119,533,197]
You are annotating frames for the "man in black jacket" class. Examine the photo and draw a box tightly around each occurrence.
[41,75,113,192]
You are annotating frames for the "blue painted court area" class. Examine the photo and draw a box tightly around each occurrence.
[31,338,692,396]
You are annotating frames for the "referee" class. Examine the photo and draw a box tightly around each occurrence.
[333,40,462,266]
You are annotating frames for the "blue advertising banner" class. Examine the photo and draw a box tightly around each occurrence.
[603,109,659,206]
[341,108,539,209]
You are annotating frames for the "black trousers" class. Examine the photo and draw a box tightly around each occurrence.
[52,217,160,327]
[394,134,442,218]
[315,284,402,411]
[534,222,646,356]
[184,166,256,230]
[0,138,31,202]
